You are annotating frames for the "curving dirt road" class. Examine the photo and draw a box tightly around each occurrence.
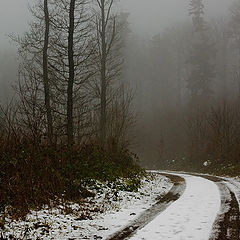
[107,171,240,240]
[107,174,186,240]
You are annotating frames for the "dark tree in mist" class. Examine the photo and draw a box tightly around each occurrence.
[14,0,93,144]
[230,0,240,98]
[50,0,93,144]
[96,0,112,144]
[67,0,76,146]
[189,0,205,32]
[94,0,124,145]
[43,0,53,144]
[187,0,215,104]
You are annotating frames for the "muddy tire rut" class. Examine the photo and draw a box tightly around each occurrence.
[106,173,186,240]
[183,173,240,240]
[202,175,240,240]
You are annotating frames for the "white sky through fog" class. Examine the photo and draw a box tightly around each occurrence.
[0,0,30,46]
[119,0,234,37]
[0,0,235,46]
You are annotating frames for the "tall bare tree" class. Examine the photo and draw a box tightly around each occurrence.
[230,1,240,98]
[94,0,123,144]
[13,0,93,145]
[43,0,53,144]
[187,0,215,104]
[50,0,93,145]
[98,0,109,143]
[12,1,51,143]
[67,0,76,146]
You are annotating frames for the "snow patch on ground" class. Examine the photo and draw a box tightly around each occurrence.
[1,173,172,239]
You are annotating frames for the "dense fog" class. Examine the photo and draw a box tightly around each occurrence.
[0,0,233,43]
[1,0,240,170]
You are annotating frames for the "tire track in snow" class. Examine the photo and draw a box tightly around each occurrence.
[200,175,240,240]
[106,174,186,240]
[128,174,221,240]
[166,172,240,240]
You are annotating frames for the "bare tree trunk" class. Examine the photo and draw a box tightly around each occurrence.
[95,0,121,145]
[100,0,107,144]
[43,0,53,144]
[221,33,227,98]
[67,0,75,146]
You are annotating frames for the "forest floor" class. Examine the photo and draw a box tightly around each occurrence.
[1,172,240,240]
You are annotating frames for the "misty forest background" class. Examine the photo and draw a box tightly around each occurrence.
[1,0,240,218]
[1,0,240,170]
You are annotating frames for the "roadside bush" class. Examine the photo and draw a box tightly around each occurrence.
[0,138,144,219]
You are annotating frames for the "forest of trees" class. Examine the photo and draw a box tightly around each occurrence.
[0,0,141,219]
[2,0,133,149]
[124,0,240,173]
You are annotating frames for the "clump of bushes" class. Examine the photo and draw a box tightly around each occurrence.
[0,140,144,219]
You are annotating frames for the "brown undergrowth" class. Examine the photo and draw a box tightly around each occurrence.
[0,135,144,221]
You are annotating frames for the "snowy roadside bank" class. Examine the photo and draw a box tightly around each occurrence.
[1,173,173,240]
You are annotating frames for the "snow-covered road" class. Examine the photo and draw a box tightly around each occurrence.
[129,175,221,240]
